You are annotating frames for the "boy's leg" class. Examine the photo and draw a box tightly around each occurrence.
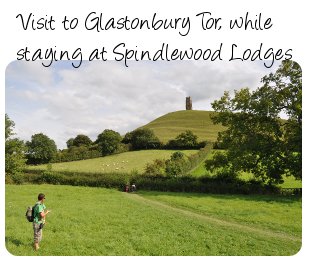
[39,229,43,243]
[33,223,41,250]
[34,242,39,250]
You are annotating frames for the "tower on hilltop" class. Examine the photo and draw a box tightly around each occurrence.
[186,97,192,110]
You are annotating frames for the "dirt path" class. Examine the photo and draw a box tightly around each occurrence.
[125,193,301,243]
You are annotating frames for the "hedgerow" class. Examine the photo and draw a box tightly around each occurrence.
[17,168,281,195]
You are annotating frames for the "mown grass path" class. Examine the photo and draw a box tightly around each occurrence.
[125,193,301,243]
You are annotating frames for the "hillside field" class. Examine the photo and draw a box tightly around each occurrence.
[28,150,198,174]
[140,110,225,143]
[5,184,301,256]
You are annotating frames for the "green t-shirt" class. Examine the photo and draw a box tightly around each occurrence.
[33,202,46,224]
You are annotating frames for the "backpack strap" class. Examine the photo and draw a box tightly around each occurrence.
[32,202,40,217]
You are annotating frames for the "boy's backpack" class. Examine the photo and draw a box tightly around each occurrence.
[25,203,38,222]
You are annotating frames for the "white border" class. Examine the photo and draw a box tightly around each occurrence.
[1,0,310,259]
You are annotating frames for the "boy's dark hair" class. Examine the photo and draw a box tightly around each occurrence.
[38,193,45,200]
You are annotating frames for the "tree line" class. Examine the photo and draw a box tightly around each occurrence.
[5,115,206,172]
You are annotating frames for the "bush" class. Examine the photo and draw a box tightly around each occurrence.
[212,141,227,149]
[114,143,131,154]
[9,172,25,184]
[5,138,27,175]
[52,146,102,163]
[143,144,213,178]
[165,131,207,150]
[144,159,166,176]
[129,174,280,195]
[165,152,190,177]
[122,129,162,150]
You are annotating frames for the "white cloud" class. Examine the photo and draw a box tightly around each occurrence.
[5,60,280,149]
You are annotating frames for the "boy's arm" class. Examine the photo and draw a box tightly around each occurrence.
[40,209,51,218]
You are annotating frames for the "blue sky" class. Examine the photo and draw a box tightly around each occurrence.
[5,60,280,149]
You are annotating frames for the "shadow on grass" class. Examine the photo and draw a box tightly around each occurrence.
[5,236,24,247]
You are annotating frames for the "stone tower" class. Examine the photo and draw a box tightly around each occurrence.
[186,97,192,110]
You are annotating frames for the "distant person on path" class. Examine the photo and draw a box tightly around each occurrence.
[33,193,51,251]
[131,184,137,192]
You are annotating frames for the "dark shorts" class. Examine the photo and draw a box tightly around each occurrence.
[33,222,42,243]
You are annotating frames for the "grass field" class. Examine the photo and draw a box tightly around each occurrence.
[27,150,197,174]
[5,184,301,256]
[141,110,225,143]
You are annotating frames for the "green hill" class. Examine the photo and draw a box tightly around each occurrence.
[140,110,225,143]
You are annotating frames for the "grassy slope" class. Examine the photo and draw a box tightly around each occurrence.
[140,110,225,143]
[28,150,197,174]
[5,184,301,256]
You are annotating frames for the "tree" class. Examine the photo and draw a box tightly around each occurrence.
[261,60,302,180]
[144,159,166,176]
[5,139,27,174]
[26,133,58,164]
[206,60,302,184]
[144,151,189,177]
[95,129,122,156]
[165,151,188,177]
[5,114,15,140]
[5,114,27,175]
[122,128,161,150]
[72,134,92,147]
[66,138,74,148]
[167,130,199,149]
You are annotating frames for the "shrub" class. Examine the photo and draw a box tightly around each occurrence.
[143,144,213,178]
[10,172,25,184]
[52,146,102,163]
[122,129,162,150]
[144,159,166,176]
[165,152,190,177]
[165,131,207,150]
[211,168,239,183]
[114,143,131,154]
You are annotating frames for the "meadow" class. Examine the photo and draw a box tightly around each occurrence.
[28,150,197,174]
[5,184,301,256]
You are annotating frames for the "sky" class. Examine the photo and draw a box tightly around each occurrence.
[5,60,280,149]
